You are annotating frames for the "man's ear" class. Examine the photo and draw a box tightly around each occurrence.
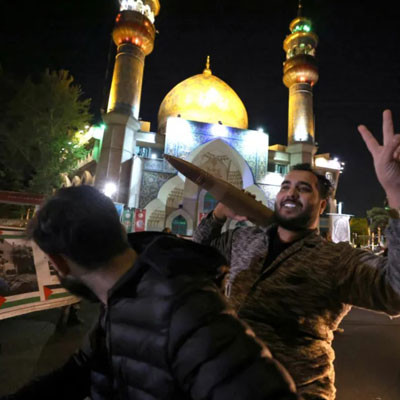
[48,254,70,277]
[320,199,327,215]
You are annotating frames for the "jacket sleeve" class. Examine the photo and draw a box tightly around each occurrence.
[335,219,400,315]
[192,211,237,264]
[167,277,298,400]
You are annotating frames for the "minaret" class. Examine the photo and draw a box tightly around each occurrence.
[283,0,319,165]
[95,0,160,203]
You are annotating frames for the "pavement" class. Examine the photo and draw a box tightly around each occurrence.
[1,302,400,399]
[0,300,99,396]
[334,308,400,400]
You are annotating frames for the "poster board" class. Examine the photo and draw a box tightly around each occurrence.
[0,227,79,320]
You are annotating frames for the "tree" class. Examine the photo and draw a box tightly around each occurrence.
[0,69,92,194]
[350,217,369,236]
[366,207,389,233]
[350,217,369,247]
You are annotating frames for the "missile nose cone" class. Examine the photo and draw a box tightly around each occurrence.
[164,154,185,170]
[164,154,181,167]
[164,154,202,183]
[163,154,172,165]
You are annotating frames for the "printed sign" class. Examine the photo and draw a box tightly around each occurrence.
[0,227,79,320]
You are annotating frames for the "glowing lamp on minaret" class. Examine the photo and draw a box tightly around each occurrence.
[283,0,319,146]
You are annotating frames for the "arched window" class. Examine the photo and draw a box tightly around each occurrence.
[172,215,187,236]
[203,192,217,213]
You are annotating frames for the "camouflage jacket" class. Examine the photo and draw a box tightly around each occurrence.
[193,213,400,400]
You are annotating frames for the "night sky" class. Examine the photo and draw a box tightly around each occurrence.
[1,0,400,217]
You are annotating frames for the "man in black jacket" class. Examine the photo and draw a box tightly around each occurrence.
[2,185,296,400]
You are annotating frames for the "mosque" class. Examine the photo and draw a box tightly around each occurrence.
[70,0,344,237]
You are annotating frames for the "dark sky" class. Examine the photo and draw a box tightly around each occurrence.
[1,0,400,217]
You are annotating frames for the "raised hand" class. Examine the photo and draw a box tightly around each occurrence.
[358,109,400,208]
[213,190,256,222]
[213,202,248,222]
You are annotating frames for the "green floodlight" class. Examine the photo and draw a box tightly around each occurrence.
[293,24,311,33]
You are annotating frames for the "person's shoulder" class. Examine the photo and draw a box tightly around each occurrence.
[232,224,265,237]
[317,237,357,255]
[130,232,227,278]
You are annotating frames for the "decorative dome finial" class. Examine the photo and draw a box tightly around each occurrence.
[203,55,212,76]
[297,0,303,17]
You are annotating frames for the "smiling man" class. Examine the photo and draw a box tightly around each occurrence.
[193,110,400,400]
[274,166,330,239]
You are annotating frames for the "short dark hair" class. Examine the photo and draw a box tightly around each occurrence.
[27,186,129,269]
[290,163,334,200]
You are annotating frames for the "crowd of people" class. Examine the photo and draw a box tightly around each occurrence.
[1,110,400,400]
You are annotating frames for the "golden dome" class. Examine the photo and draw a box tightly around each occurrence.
[158,57,248,134]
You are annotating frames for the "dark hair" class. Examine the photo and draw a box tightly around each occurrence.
[27,186,129,269]
[290,163,334,200]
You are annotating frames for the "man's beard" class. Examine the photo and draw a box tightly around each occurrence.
[274,204,315,232]
[57,273,99,303]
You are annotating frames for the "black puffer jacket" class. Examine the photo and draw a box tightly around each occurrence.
[4,233,297,400]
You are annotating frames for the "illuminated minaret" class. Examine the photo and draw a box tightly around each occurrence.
[283,1,319,165]
[96,0,160,203]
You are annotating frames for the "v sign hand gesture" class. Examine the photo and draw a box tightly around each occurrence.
[358,109,400,209]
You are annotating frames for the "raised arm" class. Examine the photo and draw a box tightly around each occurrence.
[335,110,400,312]
[358,109,400,210]
[334,229,400,315]
[193,202,247,262]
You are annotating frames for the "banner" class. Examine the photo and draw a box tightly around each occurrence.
[329,214,351,243]
[0,227,79,320]
[0,190,44,206]
[134,209,146,232]
[122,207,134,233]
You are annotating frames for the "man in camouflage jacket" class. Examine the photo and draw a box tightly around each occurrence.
[193,110,400,400]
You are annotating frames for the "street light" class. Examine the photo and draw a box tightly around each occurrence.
[103,182,117,198]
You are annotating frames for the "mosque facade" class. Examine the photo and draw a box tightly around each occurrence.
[70,0,344,237]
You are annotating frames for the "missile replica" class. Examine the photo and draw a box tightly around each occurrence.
[164,154,275,227]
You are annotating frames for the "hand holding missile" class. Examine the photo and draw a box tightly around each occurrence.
[213,192,254,223]
[164,154,275,227]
